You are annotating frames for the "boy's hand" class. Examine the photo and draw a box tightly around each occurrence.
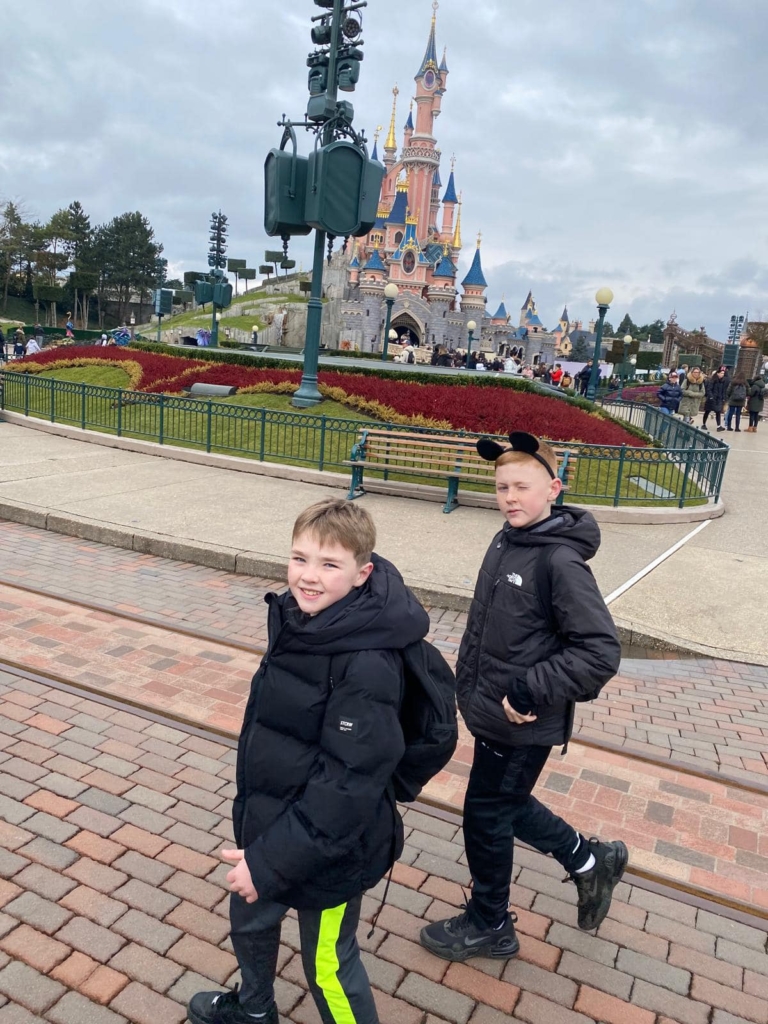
[221,849,258,903]
[502,696,537,725]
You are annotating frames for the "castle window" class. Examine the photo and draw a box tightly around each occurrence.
[394,231,403,244]
[366,309,369,316]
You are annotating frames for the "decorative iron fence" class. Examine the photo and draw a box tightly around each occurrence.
[0,373,728,508]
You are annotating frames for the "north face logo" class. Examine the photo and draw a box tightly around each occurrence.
[506,573,523,587]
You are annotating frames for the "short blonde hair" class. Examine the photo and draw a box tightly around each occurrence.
[495,439,559,477]
[292,498,376,564]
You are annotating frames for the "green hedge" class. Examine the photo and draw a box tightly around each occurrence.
[127,341,651,444]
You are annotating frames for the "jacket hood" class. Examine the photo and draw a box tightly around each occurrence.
[269,553,429,654]
[504,505,601,562]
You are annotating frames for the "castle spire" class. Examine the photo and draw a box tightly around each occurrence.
[417,1,439,78]
[371,125,382,163]
[384,85,399,151]
[452,192,463,249]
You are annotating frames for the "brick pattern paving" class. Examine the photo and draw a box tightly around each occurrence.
[3,521,768,785]
[1,673,767,1024]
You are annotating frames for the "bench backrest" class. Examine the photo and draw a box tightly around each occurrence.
[355,429,577,488]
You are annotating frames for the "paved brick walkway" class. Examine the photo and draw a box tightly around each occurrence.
[1,670,767,1024]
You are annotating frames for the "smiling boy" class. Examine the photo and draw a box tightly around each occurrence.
[421,432,626,962]
[189,498,431,1024]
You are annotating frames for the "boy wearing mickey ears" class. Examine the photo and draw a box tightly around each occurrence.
[421,432,626,962]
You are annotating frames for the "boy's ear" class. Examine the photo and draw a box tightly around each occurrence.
[548,477,563,501]
[354,561,374,587]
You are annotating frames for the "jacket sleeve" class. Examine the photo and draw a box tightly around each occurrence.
[525,547,621,705]
[243,649,405,902]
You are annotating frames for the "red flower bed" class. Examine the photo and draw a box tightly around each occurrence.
[18,346,644,446]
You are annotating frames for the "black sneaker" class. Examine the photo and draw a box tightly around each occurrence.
[569,838,629,931]
[188,986,278,1024]
[420,904,519,962]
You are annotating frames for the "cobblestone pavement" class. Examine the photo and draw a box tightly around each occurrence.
[2,521,768,784]
[1,670,767,1024]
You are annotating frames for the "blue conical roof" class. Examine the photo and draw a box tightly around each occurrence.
[492,301,508,320]
[461,246,487,289]
[363,248,386,272]
[434,252,456,278]
[387,189,409,225]
[405,110,414,131]
[440,49,449,72]
[417,14,438,77]
[442,171,458,204]
[433,168,441,188]
[371,139,378,162]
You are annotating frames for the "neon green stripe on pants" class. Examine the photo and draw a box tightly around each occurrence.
[315,902,356,1024]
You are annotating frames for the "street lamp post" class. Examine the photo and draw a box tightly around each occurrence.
[628,354,637,382]
[381,283,399,360]
[586,288,614,401]
[212,311,222,349]
[130,314,136,341]
[620,332,632,395]
[466,320,477,368]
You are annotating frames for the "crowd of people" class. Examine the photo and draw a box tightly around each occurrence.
[657,363,765,432]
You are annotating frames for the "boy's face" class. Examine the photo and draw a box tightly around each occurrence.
[288,531,373,616]
[495,458,562,529]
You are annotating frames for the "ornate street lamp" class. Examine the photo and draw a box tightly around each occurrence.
[130,313,136,341]
[381,282,399,360]
[586,288,613,401]
[466,320,477,368]
[620,333,632,395]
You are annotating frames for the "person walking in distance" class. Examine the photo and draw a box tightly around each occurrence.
[657,371,683,415]
[703,367,728,431]
[678,365,706,425]
[726,371,748,432]
[746,374,765,432]
[420,432,626,964]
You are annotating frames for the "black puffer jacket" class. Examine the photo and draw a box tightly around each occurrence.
[234,555,429,910]
[457,508,620,748]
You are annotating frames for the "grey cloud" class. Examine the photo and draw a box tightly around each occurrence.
[1,0,764,340]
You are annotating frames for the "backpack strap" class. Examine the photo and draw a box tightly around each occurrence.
[534,545,559,637]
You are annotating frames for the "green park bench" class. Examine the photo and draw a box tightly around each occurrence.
[345,428,575,513]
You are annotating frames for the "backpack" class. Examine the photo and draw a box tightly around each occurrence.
[731,383,746,403]
[332,640,458,803]
[534,545,605,704]
[407,350,415,364]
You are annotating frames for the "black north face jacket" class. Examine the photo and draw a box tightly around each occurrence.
[234,555,429,910]
[456,507,620,748]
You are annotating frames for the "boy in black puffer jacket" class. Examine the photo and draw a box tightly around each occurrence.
[190,499,433,1024]
[421,432,626,963]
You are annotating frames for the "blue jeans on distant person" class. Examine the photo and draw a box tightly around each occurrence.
[726,406,742,430]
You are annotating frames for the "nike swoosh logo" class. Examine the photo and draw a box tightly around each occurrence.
[464,935,496,946]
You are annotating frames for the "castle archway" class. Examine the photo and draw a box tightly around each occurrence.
[391,312,423,345]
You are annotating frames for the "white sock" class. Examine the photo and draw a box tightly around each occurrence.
[575,853,596,873]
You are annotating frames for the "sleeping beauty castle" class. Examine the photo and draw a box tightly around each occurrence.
[322,2,505,353]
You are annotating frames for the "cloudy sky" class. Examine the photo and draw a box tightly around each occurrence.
[2,0,765,337]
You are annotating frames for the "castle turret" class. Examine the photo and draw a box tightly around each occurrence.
[460,232,487,330]
[403,102,414,148]
[451,192,463,255]
[401,1,444,240]
[359,239,387,353]
[441,156,458,242]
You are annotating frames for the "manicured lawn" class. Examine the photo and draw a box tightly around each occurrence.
[8,368,707,507]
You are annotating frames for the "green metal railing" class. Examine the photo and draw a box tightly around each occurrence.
[0,373,729,508]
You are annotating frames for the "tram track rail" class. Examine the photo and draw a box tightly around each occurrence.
[1,656,765,930]
[2,574,768,800]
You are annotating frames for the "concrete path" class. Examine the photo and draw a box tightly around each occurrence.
[2,667,767,1024]
[0,419,751,652]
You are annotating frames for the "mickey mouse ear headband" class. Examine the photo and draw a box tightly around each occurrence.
[476,431,556,479]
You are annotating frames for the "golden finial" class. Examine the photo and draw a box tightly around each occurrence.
[476,230,482,248]
[452,192,463,249]
[432,0,439,22]
[385,86,399,150]
[450,154,456,173]
[374,125,382,144]
[443,243,449,255]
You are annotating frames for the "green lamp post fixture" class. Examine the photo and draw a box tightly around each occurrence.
[381,282,398,360]
[263,0,384,408]
[628,353,637,382]
[586,288,613,401]
[620,332,632,395]
[466,320,477,368]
